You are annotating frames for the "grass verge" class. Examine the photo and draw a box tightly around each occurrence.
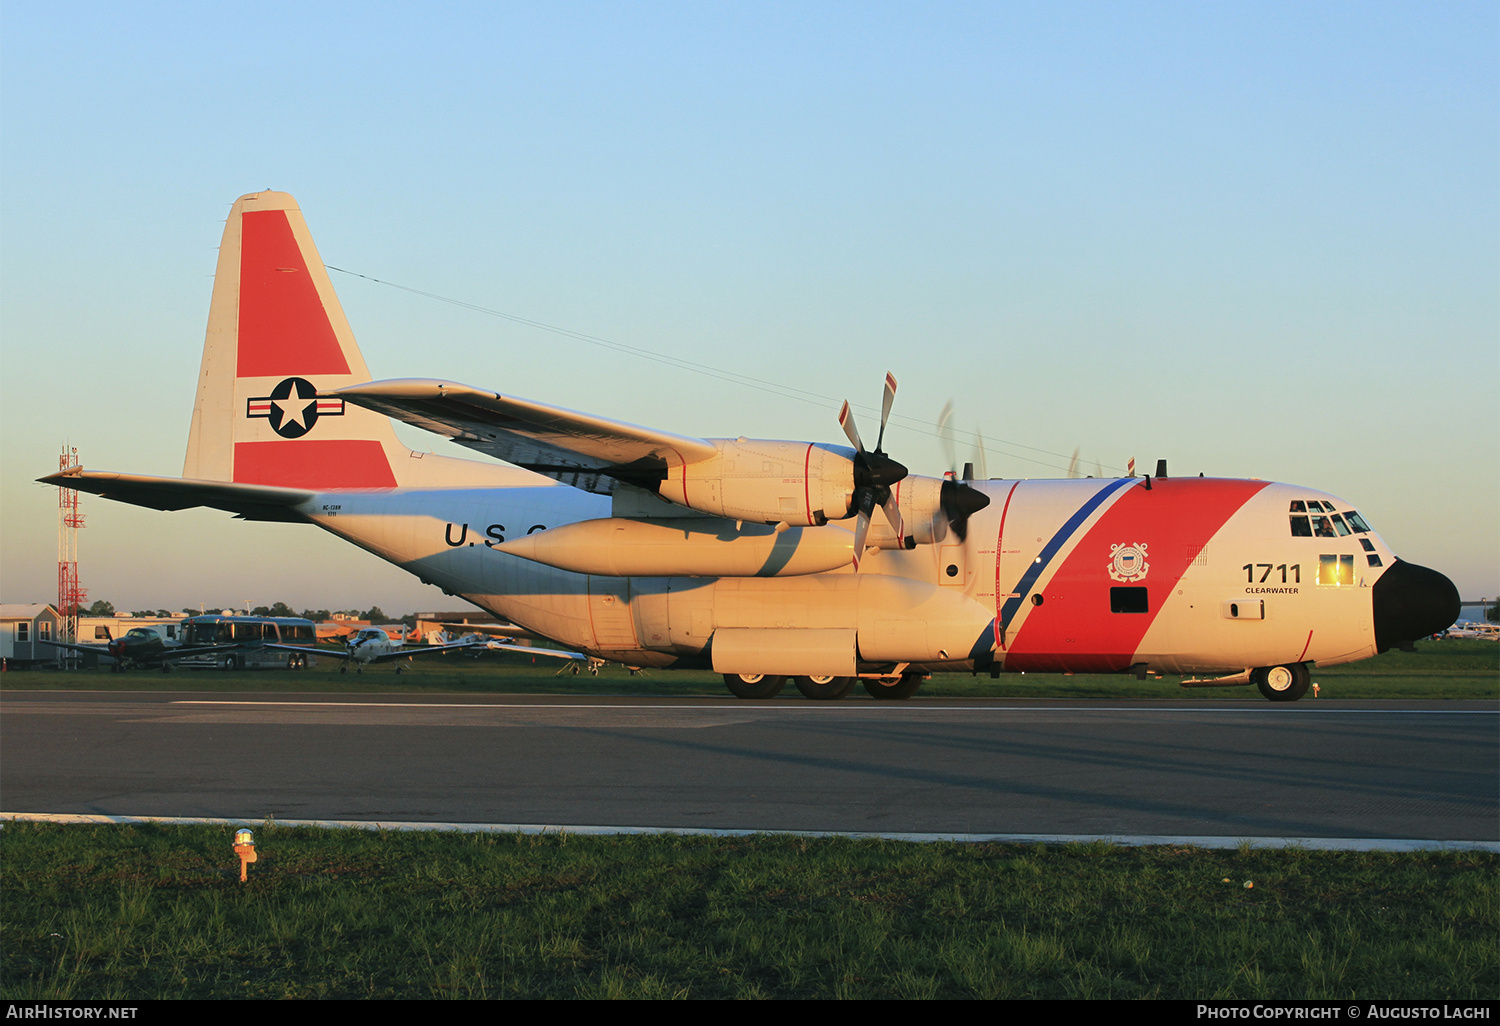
[1,822,1494,999]
[2,639,1495,699]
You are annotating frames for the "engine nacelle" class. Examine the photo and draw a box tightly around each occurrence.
[659,440,855,526]
[859,475,950,549]
[495,516,854,577]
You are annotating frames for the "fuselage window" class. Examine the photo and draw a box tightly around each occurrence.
[1344,511,1371,533]
[1110,587,1149,613]
[1359,538,1375,552]
[1313,517,1336,538]
[1289,500,1307,513]
[1317,553,1355,586]
[1290,515,1312,536]
[1330,514,1351,537]
[1366,554,1383,567]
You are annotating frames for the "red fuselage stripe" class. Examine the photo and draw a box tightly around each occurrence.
[804,443,814,525]
[1005,479,1269,673]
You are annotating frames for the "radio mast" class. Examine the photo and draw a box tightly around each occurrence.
[57,445,86,665]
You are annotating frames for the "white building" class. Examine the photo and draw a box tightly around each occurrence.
[0,604,62,666]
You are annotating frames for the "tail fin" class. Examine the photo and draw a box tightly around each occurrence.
[183,191,408,488]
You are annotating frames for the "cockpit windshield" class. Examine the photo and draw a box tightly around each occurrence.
[1289,501,1371,537]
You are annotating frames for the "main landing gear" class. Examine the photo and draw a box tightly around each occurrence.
[793,675,857,700]
[722,673,786,699]
[721,672,924,700]
[861,675,922,700]
[1252,663,1311,702]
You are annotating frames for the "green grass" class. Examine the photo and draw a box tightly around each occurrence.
[2,822,1493,999]
[3,639,1495,699]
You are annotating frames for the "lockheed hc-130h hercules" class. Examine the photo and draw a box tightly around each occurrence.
[43,192,1459,701]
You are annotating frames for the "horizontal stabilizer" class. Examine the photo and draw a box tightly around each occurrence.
[39,471,313,522]
[334,378,718,493]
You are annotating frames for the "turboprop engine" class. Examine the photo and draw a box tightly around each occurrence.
[656,439,864,527]
[650,373,990,562]
[495,516,855,577]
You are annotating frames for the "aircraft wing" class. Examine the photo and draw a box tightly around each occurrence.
[37,641,239,662]
[264,640,480,663]
[158,644,246,660]
[358,640,483,663]
[439,622,538,641]
[333,379,719,494]
[38,640,114,659]
[37,471,313,522]
[263,643,349,660]
[481,641,591,663]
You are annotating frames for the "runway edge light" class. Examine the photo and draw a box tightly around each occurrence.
[233,828,258,883]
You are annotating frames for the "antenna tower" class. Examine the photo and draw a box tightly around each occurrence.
[57,446,86,664]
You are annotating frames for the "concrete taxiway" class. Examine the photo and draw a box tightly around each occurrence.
[2,691,1495,844]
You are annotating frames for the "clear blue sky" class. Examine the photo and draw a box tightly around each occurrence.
[2,1,1495,613]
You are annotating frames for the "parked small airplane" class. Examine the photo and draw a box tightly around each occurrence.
[42,625,234,673]
[269,626,477,673]
[41,192,1460,700]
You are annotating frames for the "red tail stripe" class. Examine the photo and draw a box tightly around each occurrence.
[233,440,396,489]
[237,210,350,378]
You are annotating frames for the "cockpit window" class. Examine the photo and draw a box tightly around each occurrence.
[1290,501,1373,537]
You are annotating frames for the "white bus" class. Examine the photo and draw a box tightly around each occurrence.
[174,616,321,669]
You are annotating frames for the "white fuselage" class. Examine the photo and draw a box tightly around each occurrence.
[296,474,1391,675]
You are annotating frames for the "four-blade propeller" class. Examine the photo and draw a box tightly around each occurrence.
[841,375,990,567]
[839,372,908,568]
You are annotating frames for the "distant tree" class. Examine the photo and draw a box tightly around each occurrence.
[1488,601,1498,624]
[251,606,272,617]
[301,609,332,623]
[401,613,417,629]
[362,606,388,623]
[266,602,296,618]
[84,600,114,617]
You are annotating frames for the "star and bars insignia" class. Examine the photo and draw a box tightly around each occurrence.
[246,376,345,439]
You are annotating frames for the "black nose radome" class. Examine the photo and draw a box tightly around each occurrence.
[1372,559,1460,652]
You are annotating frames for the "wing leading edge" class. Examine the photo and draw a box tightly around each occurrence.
[333,379,718,494]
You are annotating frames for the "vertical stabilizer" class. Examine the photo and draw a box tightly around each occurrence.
[184,191,407,488]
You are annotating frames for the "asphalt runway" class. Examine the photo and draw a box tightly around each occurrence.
[2,691,1495,844]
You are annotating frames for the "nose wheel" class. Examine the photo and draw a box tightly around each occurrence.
[1253,664,1310,702]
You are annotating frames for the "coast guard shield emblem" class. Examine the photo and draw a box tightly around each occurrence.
[1108,542,1150,582]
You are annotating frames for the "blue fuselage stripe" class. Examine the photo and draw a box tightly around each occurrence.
[999,477,1135,629]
